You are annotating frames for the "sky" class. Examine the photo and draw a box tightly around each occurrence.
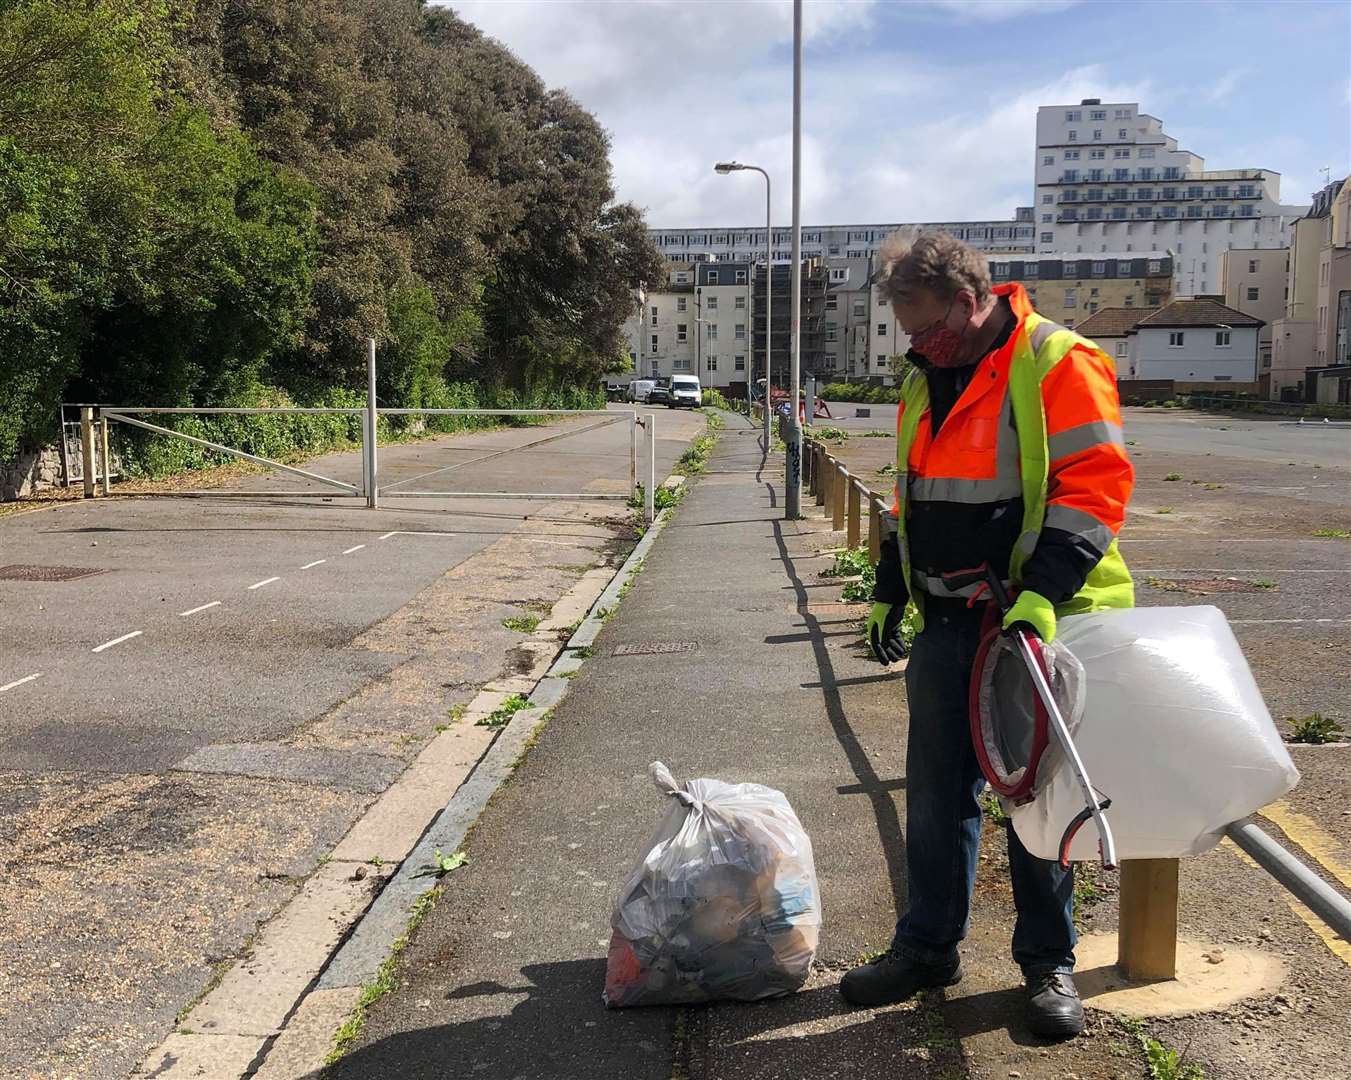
[443,0,1351,228]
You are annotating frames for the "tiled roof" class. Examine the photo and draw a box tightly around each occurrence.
[1131,297,1264,330]
[1074,307,1153,339]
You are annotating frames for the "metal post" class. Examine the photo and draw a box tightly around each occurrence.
[629,411,638,498]
[832,463,847,531]
[1117,859,1179,981]
[80,407,96,498]
[99,416,111,496]
[366,337,378,509]
[784,0,803,520]
[646,413,656,524]
[847,479,861,548]
[1225,820,1351,942]
[763,177,772,447]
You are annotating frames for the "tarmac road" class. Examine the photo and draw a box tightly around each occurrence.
[0,404,706,1080]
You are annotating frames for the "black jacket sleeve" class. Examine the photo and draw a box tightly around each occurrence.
[871,533,909,606]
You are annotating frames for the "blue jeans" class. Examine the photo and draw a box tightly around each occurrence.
[891,599,1076,977]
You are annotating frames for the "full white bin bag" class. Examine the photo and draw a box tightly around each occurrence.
[1009,605,1299,862]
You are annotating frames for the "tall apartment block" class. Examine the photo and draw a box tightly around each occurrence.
[1034,100,1306,294]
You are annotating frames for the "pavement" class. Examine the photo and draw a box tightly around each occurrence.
[0,405,706,1079]
[318,406,1350,1080]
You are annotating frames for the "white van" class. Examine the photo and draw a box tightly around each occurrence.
[668,375,701,408]
[624,379,656,403]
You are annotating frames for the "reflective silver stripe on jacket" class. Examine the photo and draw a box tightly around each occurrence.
[1044,502,1114,556]
[1048,419,1124,461]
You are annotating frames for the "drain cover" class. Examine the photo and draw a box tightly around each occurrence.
[612,641,698,657]
[0,564,106,582]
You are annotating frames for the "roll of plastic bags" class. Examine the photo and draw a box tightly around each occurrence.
[1010,605,1299,862]
[603,762,821,1007]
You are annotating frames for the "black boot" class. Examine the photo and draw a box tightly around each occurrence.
[839,950,962,1007]
[1024,971,1084,1037]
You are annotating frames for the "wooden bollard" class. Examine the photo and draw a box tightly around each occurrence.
[1117,859,1180,981]
[832,463,847,531]
[99,418,112,496]
[846,478,861,548]
[868,497,882,565]
[804,440,814,492]
[816,449,828,506]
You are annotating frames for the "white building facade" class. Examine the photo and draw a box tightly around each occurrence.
[1035,100,1306,295]
[1126,298,1263,384]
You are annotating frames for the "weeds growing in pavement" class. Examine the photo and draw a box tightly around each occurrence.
[809,425,849,442]
[447,702,467,723]
[1072,863,1106,928]
[1314,527,1351,538]
[1251,578,1277,589]
[819,545,876,602]
[1287,713,1345,744]
[1123,1018,1206,1080]
[1163,472,1183,481]
[477,693,530,728]
[980,788,1008,825]
[572,646,596,659]
[502,614,541,633]
[1156,506,1174,514]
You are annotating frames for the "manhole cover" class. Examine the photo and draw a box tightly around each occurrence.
[612,641,698,657]
[0,564,105,582]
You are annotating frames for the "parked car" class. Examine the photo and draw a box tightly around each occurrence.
[648,378,672,405]
[669,375,701,408]
[624,379,656,403]
[604,381,628,402]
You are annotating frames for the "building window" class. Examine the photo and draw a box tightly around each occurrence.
[825,296,838,310]
[1042,194,1054,204]
[825,323,838,342]
[1139,148,1155,159]
[707,295,718,310]
[735,323,746,340]
[1115,108,1129,119]
[1064,169,1078,181]
[1090,110,1106,121]
[1041,232,1054,243]
[1215,331,1231,347]
[1065,110,1081,121]
[830,268,848,282]
[1090,149,1105,160]
[650,335,658,353]
[1114,149,1130,159]
[1064,289,1077,308]
[1065,149,1080,161]
[877,356,888,368]
[1092,129,1103,140]
[735,355,745,371]
[1068,130,1077,141]
[994,262,1010,277]
[650,360,660,376]
[1116,341,1127,357]
[1246,287,1260,301]
[1124,295,1134,307]
[1118,128,1128,138]
[735,295,746,309]
[1092,261,1107,275]
[1024,262,1038,278]
[1248,259,1259,273]
[1139,168,1154,181]
[677,297,687,312]
[853,302,866,317]
[736,270,747,284]
[1043,154,1054,166]
[877,323,888,336]
[673,356,690,372]
[1169,331,1185,347]
[674,272,689,283]
[707,356,718,371]
[676,323,688,342]
[1147,259,1162,274]
[1042,214,1053,223]
[707,324,718,340]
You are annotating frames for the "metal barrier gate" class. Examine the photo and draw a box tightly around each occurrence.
[76,338,658,521]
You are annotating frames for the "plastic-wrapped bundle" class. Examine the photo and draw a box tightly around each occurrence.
[603,762,820,1007]
[1010,605,1300,862]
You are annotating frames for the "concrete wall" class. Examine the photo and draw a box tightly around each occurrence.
[1130,325,1259,382]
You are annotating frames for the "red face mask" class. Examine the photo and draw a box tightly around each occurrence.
[911,299,971,368]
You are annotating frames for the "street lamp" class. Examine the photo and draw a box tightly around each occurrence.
[715,161,771,445]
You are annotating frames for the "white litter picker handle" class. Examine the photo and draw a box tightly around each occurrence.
[1010,628,1119,872]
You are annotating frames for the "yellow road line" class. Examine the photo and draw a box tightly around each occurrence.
[1259,800,1351,893]
[1221,838,1351,969]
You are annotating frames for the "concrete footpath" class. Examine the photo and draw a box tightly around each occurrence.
[318,418,1165,1079]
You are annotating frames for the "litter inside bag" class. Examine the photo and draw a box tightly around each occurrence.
[603,762,821,1007]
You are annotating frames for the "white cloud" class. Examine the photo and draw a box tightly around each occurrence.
[1202,69,1246,105]
[440,3,1153,226]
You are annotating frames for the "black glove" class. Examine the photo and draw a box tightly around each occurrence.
[867,602,908,665]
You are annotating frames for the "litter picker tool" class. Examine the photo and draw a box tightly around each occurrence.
[942,564,1118,871]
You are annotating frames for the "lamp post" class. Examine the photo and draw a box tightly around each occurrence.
[714,161,771,445]
[785,0,803,519]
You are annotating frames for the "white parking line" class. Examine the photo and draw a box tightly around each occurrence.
[248,577,280,590]
[378,532,398,541]
[179,601,222,617]
[1230,618,1351,625]
[300,559,326,570]
[342,545,366,555]
[0,673,42,693]
[93,631,142,653]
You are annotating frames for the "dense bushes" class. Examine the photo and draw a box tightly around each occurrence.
[819,382,906,404]
[0,0,659,479]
